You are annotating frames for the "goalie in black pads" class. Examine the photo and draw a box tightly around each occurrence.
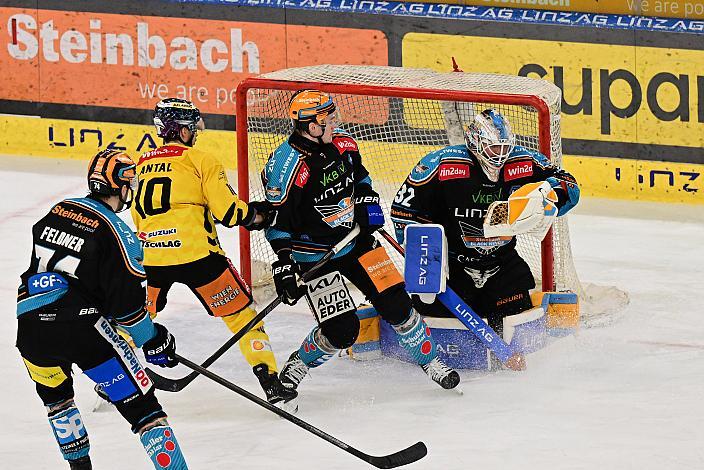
[16,150,187,469]
[262,90,460,393]
[391,109,580,367]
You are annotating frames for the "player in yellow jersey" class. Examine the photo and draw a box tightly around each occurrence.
[131,98,296,408]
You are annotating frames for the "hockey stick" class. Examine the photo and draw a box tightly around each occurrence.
[175,354,427,469]
[147,225,362,392]
[378,228,526,371]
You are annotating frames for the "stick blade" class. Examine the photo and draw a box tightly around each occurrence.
[146,368,191,392]
[366,441,428,469]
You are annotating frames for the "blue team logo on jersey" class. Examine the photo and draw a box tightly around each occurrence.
[315,197,354,229]
[27,272,68,295]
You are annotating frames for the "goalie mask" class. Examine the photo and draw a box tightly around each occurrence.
[87,149,137,212]
[153,98,204,146]
[288,89,337,141]
[464,109,516,182]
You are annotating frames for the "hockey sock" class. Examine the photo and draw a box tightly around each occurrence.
[140,424,187,470]
[392,310,436,366]
[222,307,278,373]
[47,400,90,462]
[298,327,337,368]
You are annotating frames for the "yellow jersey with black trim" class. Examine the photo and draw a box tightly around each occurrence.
[131,144,252,266]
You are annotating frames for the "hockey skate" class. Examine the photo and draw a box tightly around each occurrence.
[68,456,92,470]
[278,351,309,392]
[421,357,461,390]
[253,364,298,413]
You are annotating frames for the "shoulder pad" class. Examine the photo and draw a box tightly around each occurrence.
[264,143,304,204]
[332,133,359,154]
[408,145,471,185]
[508,145,551,168]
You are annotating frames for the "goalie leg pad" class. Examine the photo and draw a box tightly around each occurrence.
[392,310,436,366]
[140,424,187,470]
[47,400,90,462]
[502,307,547,353]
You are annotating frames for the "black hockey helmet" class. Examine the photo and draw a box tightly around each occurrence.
[153,98,202,141]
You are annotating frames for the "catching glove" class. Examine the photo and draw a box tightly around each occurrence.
[353,184,384,233]
[143,323,178,368]
[272,251,305,305]
[243,200,276,231]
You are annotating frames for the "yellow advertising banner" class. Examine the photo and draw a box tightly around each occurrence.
[422,0,704,19]
[1,116,700,204]
[0,115,237,169]
[563,155,702,204]
[402,33,704,149]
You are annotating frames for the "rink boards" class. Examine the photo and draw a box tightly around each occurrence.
[1,114,701,205]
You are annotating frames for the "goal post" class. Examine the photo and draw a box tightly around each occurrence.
[235,65,575,302]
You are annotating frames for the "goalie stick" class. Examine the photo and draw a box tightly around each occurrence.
[176,354,428,469]
[378,228,526,371]
[147,225,362,392]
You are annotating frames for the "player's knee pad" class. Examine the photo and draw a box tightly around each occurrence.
[319,311,360,349]
[47,400,90,461]
[139,422,188,469]
[392,310,436,366]
[371,283,413,326]
[298,326,338,368]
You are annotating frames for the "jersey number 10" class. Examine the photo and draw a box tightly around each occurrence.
[134,177,172,219]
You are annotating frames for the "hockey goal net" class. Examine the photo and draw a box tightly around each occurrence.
[235,65,625,323]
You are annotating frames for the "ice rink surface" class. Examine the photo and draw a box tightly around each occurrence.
[1,157,703,469]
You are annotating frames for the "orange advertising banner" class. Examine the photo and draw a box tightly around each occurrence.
[0,8,388,114]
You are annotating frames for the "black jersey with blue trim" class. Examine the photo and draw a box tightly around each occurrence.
[390,144,578,268]
[262,130,370,262]
[17,196,147,322]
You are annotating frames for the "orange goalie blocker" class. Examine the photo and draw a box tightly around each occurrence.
[358,247,403,293]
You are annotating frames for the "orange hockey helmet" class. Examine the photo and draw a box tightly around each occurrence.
[288,90,336,129]
[87,149,137,197]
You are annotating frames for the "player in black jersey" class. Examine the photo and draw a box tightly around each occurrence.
[263,90,460,393]
[391,109,580,356]
[16,150,187,470]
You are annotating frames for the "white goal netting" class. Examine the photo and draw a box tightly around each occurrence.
[236,65,628,324]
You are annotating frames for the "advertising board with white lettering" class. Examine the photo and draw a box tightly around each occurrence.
[1,1,702,204]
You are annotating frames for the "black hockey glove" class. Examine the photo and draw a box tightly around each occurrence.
[272,252,305,306]
[243,200,276,231]
[353,184,385,234]
[143,323,178,368]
